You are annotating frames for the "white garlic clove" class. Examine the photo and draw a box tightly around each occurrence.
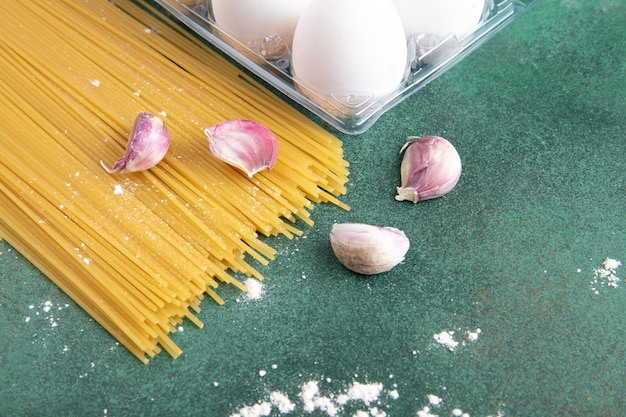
[101,112,170,173]
[329,222,410,275]
[204,119,279,177]
[395,135,462,203]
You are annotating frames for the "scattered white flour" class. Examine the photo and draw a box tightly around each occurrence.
[433,328,481,351]
[433,331,458,351]
[270,391,296,414]
[416,406,438,417]
[414,395,502,417]
[231,401,272,417]
[24,300,71,329]
[590,258,622,294]
[300,380,339,416]
[336,382,383,406]
[229,374,508,417]
[452,408,470,417]
[427,394,442,406]
[230,379,394,417]
[243,278,264,300]
[413,394,443,417]
[113,184,124,195]
[603,258,622,270]
[466,328,482,342]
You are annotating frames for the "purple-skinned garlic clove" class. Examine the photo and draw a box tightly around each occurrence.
[101,112,170,173]
[330,222,410,275]
[204,119,278,177]
[395,135,462,203]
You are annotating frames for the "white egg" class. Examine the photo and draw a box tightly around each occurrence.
[211,0,311,58]
[291,0,408,112]
[391,0,487,39]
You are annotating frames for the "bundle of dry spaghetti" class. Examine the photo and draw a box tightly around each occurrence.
[0,0,349,362]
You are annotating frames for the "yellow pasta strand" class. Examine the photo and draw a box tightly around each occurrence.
[0,0,349,363]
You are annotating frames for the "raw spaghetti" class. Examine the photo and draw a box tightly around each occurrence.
[0,0,349,363]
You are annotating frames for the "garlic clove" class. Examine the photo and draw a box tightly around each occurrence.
[329,222,410,275]
[101,112,170,173]
[204,119,279,177]
[395,135,462,203]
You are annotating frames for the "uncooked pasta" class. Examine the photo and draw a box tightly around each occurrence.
[0,0,349,362]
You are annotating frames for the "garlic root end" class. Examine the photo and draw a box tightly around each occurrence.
[395,186,418,203]
[100,160,116,174]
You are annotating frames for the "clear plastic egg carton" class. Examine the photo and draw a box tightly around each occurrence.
[153,0,539,135]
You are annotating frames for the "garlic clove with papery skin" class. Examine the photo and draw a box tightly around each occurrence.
[204,119,279,178]
[100,112,170,173]
[395,136,462,203]
[329,222,410,275]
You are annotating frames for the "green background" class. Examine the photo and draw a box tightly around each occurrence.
[1,0,624,416]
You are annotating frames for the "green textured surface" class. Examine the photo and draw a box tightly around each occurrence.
[1,0,625,416]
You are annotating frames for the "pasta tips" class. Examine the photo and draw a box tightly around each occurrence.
[0,0,349,362]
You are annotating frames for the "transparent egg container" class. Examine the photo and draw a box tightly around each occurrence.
[153,0,539,135]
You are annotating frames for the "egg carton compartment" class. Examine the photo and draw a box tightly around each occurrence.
[152,0,539,135]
